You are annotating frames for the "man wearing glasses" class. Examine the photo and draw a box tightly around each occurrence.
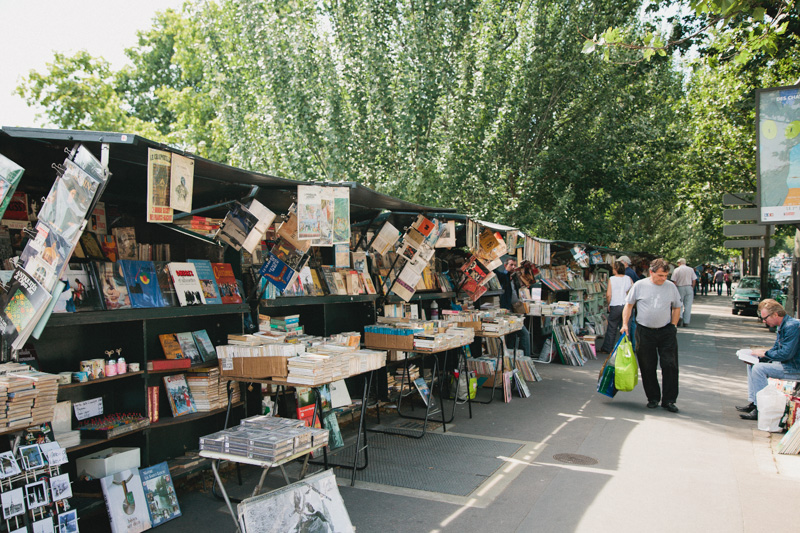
[738,299,800,420]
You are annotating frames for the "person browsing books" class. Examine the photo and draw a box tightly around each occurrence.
[597,261,632,355]
[620,258,682,413]
[737,299,800,420]
[495,257,531,358]
[617,255,639,284]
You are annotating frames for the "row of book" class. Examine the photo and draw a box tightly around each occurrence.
[157,329,217,364]
[286,348,387,386]
[552,323,595,366]
[53,259,242,313]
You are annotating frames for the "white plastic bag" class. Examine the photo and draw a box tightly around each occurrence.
[756,386,787,432]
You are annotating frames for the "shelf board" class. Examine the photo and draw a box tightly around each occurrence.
[59,371,144,389]
[385,291,455,303]
[261,294,379,308]
[147,402,243,430]
[66,428,147,454]
[46,303,251,327]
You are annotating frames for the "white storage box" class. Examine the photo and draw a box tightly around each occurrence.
[75,447,141,479]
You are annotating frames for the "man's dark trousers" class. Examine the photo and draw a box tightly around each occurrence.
[634,323,679,404]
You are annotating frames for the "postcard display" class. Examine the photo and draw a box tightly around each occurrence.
[0,146,110,353]
[0,440,76,533]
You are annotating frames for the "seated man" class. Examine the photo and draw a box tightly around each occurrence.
[738,299,800,420]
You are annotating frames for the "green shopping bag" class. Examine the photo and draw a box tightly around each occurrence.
[614,334,639,392]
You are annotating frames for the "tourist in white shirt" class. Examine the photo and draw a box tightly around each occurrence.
[598,261,633,354]
[671,258,697,327]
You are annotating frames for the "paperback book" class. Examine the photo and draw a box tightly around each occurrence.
[167,262,206,306]
[187,259,222,304]
[96,262,131,310]
[140,461,181,527]
[191,329,216,362]
[212,263,243,304]
[163,374,197,417]
[154,261,179,307]
[175,332,202,364]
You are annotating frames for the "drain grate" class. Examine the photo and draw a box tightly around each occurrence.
[553,453,598,465]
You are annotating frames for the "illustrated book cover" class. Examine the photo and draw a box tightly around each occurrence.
[191,329,216,362]
[167,262,206,306]
[212,262,243,304]
[175,332,202,364]
[0,266,52,349]
[153,261,179,307]
[159,334,184,360]
[119,260,165,308]
[96,262,131,310]
[0,153,25,220]
[163,374,197,417]
[100,468,152,533]
[140,461,181,527]
[187,259,222,304]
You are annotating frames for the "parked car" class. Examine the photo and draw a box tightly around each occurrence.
[732,269,741,282]
[731,275,780,315]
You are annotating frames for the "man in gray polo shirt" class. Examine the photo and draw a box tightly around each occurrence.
[620,258,683,413]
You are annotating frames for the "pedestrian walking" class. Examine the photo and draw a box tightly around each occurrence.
[700,267,710,296]
[598,261,633,354]
[621,258,682,413]
[724,270,732,296]
[714,269,724,295]
[671,258,696,327]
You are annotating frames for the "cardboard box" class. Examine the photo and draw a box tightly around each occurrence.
[364,332,414,351]
[457,321,482,332]
[76,447,140,479]
[219,356,289,378]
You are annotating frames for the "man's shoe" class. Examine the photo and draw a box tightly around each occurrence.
[740,409,758,420]
[646,400,659,409]
[735,402,756,413]
[683,323,689,327]
[662,403,679,413]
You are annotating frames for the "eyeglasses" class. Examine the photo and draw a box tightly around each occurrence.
[762,311,777,321]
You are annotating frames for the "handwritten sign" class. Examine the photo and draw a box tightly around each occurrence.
[73,398,103,421]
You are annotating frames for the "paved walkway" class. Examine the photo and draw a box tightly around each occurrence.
[341,293,799,532]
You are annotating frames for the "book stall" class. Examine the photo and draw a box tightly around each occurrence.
[0,126,674,532]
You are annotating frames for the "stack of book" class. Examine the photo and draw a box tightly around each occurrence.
[0,382,7,427]
[185,367,222,411]
[286,354,335,385]
[1,375,38,429]
[270,314,303,337]
[18,371,60,424]
[218,377,241,406]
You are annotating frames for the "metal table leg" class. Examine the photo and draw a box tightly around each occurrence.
[210,459,242,533]
[372,355,441,438]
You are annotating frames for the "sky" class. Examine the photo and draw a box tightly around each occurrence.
[0,0,184,128]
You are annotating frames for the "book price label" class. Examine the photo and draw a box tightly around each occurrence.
[74,397,103,421]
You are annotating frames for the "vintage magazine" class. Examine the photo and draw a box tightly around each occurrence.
[90,201,108,234]
[112,227,137,260]
[277,211,311,252]
[370,221,401,255]
[38,160,100,243]
[297,185,323,240]
[163,374,197,417]
[169,153,194,213]
[146,148,173,223]
[332,187,351,244]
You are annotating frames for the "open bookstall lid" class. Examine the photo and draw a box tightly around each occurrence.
[0,127,455,222]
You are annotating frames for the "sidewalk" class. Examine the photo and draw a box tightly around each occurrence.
[153,293,799,533]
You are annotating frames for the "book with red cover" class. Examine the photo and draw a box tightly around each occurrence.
[211,263,243,304]
[147,359,191,371]
[147,386,159,423]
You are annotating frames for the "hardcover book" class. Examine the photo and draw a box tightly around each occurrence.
[96,262,131,310]
[175,332,202,364]
[79,231,106,260]
[163,374,197,417]
[167,262,206,306]
[97,234,118,262]
[63,263,104,311]
[212,262,243,304]
[187,259,222,304]
[100,468,152,533]
[191,330,216,362]
[140,461,181,527]
[154,261,179,307]
[119,260,165,308]
[259,253,297,294]
[159,334,184,359]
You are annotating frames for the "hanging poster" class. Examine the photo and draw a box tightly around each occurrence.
[0,153,24,220]
[435,220,456,248]
[332,187,351,244]
[277,212,311,252]
[312,187,334,247]
[146,148,173,223]
[37,160,100,243]
[758,85,800,222]
[297,185,322,240]
[169,154,194,213]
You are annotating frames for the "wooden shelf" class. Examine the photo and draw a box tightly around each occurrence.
[261,294,379,307]
[59,371,144,389]
[147,402,243,430]
[46,303,251,327]
[66,428,147,454]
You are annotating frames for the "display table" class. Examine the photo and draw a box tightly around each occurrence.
[471,324,523,404]
[221,368,379,487]
[200,444,327,533]
[365,341,473,438]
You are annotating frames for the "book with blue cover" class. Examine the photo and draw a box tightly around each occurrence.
[188,259,222,304]
[259,253,297,293]
[139,461,181,527]
[119,260,166,308]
